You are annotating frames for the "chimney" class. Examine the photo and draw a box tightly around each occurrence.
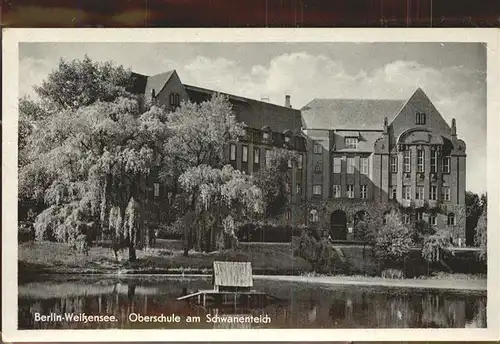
[451,118,457,136]
[285,95,291,108]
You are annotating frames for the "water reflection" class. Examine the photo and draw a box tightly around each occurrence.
[18,276,486,329]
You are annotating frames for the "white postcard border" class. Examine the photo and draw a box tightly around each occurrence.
[2,28,499,342]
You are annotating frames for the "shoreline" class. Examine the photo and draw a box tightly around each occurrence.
[254,275,487,291]
[21,269,487,291]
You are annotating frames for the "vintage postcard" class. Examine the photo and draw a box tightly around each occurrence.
[2,28,499,342]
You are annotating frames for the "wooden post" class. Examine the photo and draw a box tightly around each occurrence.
[203,293,206,307]
[198,294,201,304]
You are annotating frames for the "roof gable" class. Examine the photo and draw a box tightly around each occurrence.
[213,261,253,287]
[145,70,176,99]
[389,88,452,139]
[301,98,405,130]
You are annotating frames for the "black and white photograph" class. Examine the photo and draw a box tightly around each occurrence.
[2,28,499,342]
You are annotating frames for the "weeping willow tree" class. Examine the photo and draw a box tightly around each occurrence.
[20,57,171,261]
[179,165,264,253]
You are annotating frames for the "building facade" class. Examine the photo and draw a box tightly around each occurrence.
[132,71,467,245]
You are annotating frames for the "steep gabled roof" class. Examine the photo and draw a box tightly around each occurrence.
[301,98,406,130]
[129,70,176,97]
[145,70,176,98]
[213,261,253,288]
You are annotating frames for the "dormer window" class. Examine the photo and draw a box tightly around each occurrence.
[284,136,290,143]
[345,137,358,149]
[263,132,269,140]
[416,112,426,125]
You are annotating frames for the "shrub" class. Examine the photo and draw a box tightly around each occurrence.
[293,231,346,274]
[374,210,413,267]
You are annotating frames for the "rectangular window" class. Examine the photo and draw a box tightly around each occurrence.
[265,149,271,167]
[313,185,322,196]
[442,156,451,173]
[333,185,341,198]
[313,141,322,154]
[230,144,237,161]
[287,159,292,169]
[262,132,269,140]
[154,183,160,198]
[402,213,411,224]
[417,149,425,173]
[416,212,424,221]
[391,186,397,200]
[345,137,358,149]
[404,150,411,173]
[430,186,437,200]
[347,157,356,174]
[442,186,451,201]
[286,183,291,193]
[390,156,398,173]
[430,150,438,173]
[314,162,322,173]
[296,183,301,195]
[403,186,411,200]
[360,157,369,175]
[242,146,248,163]
[429,214,437,226]
[347,184,354,199]
[297,154,303,169]
[416,186,424,200]
[333,157,342,174]
[254,148,260,164]
[360,185,367,199]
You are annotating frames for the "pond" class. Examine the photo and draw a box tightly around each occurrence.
[18,275,486,329]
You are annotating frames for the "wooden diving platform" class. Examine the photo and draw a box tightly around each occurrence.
[176,261,282,306]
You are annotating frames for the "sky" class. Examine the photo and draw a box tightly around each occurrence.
[19,42,487,194]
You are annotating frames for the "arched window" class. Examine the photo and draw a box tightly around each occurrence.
[447,213,455,226]
[310,209,319,223]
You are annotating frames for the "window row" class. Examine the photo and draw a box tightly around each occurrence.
[390,151,451,173]
[313,137,359,153]
[397,185,451,201]
[331,156,369,174]
[229,144,304,169]
[313,184,368,199]
[309,210,455,226]
[401,212,455,226]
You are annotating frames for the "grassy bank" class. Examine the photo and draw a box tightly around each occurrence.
[18,239,312,276]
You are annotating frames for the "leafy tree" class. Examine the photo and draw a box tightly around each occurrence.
[466,191,483,241]
[474,209,487,261]
[253,148,297,218]
[20,57,172,261]
[179,165,263,253]
[34,55,133,111]
[374,210,414,267]
[421,228,452,263]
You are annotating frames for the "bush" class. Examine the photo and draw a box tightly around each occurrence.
[374,210,413,267]
[293,231,347,274]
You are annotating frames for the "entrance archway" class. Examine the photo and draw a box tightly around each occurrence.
[330,210,347,240]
